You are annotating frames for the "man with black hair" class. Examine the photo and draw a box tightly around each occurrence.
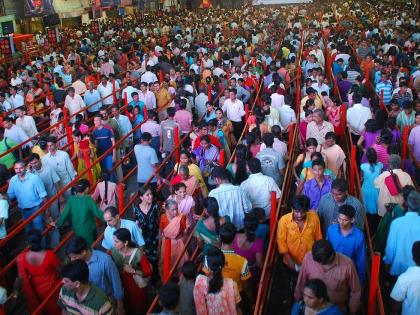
[295,239,361,314]
[135,132,159,190]
[240,158,281,218]
[326,204,367,287]
[322,131,347,178]
[277,195,322,271]
[179,261,197,315]
[208,167,252,230]
[141,109,161,152]
[58,260,114,314]
[318,178,365,233]
[157,281,180,315]
[219,222,252,305]
[138,81,157,110]
[390,241,420,315]
[257,132,285,185]
[303,159,332,211]
[222,88,245,141]
[42,136,76,199]
[102,206,145,250]
[384,191,420,277]
[160,107,180,155]
[65,237,124,314]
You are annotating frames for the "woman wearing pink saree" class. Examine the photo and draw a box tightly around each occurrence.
[159,199,188,277]
[167,182,196,229]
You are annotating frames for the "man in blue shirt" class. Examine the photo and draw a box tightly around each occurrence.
[7,160,47,231]
[92,114,116,175]
[303,159,332,211]
[384,191,420,276]
[326,204,366,287]
[66,236,124,314]
[128,91,145,114]
[102,206,145,250]
[134,132,159,191]
[84,81,102,116]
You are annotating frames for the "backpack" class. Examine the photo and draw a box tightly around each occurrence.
[384,170,402,196]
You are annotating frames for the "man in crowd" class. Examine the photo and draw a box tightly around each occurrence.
[277,195,322,272]
[102,206,145,250]
[257,133,285,186]
[295,240,362,314]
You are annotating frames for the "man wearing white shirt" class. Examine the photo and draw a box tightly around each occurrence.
[240,158,281,218]
[10,73,23,87]
[0,93,12,113]
[189,59,202,74]
[71,76,87,96]
[212,61,225,77]
[270,89,285,111]
[310,43,325,68]
[64,87,86,122]
[203,54,214,69]
[346,93,372,143]
[42,136,77,199]
[3,117,32,148]
[15,107,38,138]
[194,88,208,119]
[9,86,24,109]
[97,76,114,106]
[312,74,330,96]
[277,100,297,132]
[260,126,288,159]
[222,88,245,141]
[138,82,157,109]
[140,66,158,85]
[121,81,138,104]
[111,106,132,151]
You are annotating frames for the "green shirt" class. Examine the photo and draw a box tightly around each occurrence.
[58,285,113,315]
[0,138,17,169]
[57,195,104,245]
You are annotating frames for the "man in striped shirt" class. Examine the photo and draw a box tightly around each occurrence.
[58,260,114,315]
[375,72,393,106]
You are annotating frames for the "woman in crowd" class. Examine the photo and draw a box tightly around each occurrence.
[171,165,200,197]
[175,150,208,197]
[291,279,343,315]
[216,107,235,150]
[204,102,217,122]
[293,138,318,183]
[133,186,160,267]
[159,199,188,276]
[232,214,264,285]
[325,96,342,136]
[193,135,220,186]
[112,228,152,315]
[92,171,117,211]
[16,230,61,315]
[193,247,240,315]
[72,129,102,183]
[195,197,230,255]
[49,99,62,126]
[167,182,196,229]
[357,119,382,164]
[72,113,89,135]
[226,144,250,185]
[56,179,104,245]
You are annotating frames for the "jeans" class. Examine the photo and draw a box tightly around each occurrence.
[47,200,60,247]
[100,154,115,182]
[20,205,44,232]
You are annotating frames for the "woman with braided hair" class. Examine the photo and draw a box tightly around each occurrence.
[193,247,241,315]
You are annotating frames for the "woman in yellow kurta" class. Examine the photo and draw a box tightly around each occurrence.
[174,150,208,197]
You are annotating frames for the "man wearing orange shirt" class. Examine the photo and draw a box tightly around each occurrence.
[153,81,171,122]
[277,195,322,271]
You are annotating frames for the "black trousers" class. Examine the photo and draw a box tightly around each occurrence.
[232,120,245,142]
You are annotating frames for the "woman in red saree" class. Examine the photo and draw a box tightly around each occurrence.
[159,199,188,277]
[112,228,152,315]
[16,230,61,315]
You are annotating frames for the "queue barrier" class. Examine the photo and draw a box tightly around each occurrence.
[28,80,228,315]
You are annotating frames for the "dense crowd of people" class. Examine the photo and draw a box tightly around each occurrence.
[0,0,418,314]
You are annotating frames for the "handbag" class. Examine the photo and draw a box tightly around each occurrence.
[128,248,150,289]
[384,170,403,197]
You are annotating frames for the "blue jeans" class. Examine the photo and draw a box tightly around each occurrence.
[20,205,44,232]
[100,154,115,182]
